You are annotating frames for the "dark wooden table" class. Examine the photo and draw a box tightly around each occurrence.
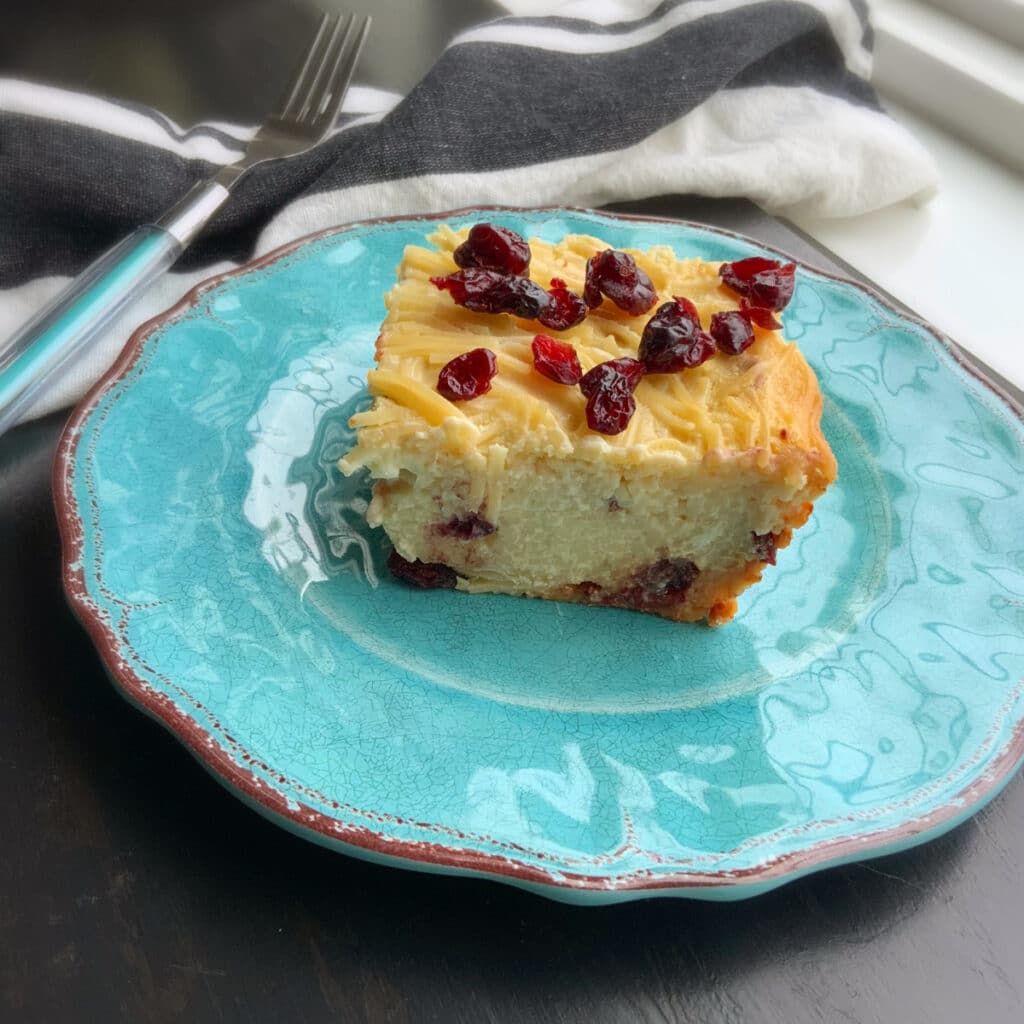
[3,3,1023,1022]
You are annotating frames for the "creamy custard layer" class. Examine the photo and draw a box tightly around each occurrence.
[371,449,822,587]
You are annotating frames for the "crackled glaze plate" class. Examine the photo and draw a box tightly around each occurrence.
[56,208,1024,903]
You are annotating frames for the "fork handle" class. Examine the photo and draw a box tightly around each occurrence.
[0,180,232,437]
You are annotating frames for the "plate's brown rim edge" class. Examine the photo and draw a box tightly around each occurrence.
[51,203,1024,898]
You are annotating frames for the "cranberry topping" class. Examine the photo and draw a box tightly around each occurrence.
[638,298,716,373]
[674,295,701,321]
[586,389,636,435]
[532,334,583,385]
[752,531,778,565]
[739,301,782,330]
[432,269,550,319]
[388,550,458,589]
[718,257,796,311]
[579,357,646,398]
[437,347,498,401]
[709,310,755,355]
[453,223,531,276]
[435,513,496,539]
[579,357,645,435]
[584,250,658,315]
[538,281,588,331]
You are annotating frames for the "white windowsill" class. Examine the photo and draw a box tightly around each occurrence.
[789,0,1024,391]
[789,104,1024,394]
[869,0,1024,173]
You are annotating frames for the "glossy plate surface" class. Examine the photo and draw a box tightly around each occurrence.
[56,208,1024,903]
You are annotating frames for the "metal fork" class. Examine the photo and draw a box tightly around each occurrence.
[0,12,371,437]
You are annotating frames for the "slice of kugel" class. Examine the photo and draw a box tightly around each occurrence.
[339,225,836,625]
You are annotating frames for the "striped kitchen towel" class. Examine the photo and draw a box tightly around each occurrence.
[0,0,937,423]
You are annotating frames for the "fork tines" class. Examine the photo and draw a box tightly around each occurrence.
[278,12,372,129]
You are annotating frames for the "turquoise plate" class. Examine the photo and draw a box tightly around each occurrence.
[56,208,1024,904]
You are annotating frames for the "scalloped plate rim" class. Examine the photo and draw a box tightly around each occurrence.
[53,204,1024,903]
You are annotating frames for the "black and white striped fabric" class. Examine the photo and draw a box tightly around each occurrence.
[1,0,937,423]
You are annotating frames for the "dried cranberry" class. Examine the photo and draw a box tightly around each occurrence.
[437,347,498,401]
[532,334,583,385]
[752,532,778,565]
[638,298,716,373]
[675,296,701,321]
[719,257,796,311]
[432,269,550,320]
[584,250,658,315]
[538,281,587,331]
[739,301,782,330]
[586,390,636,435]
[628,558,700,608]
[388,550,458,589]
[579,357,645,435]
[709,310,755,355]
[435,513,496,539]
[586,558,700,609]
[579,357,645,398]
[453,223,531,276]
